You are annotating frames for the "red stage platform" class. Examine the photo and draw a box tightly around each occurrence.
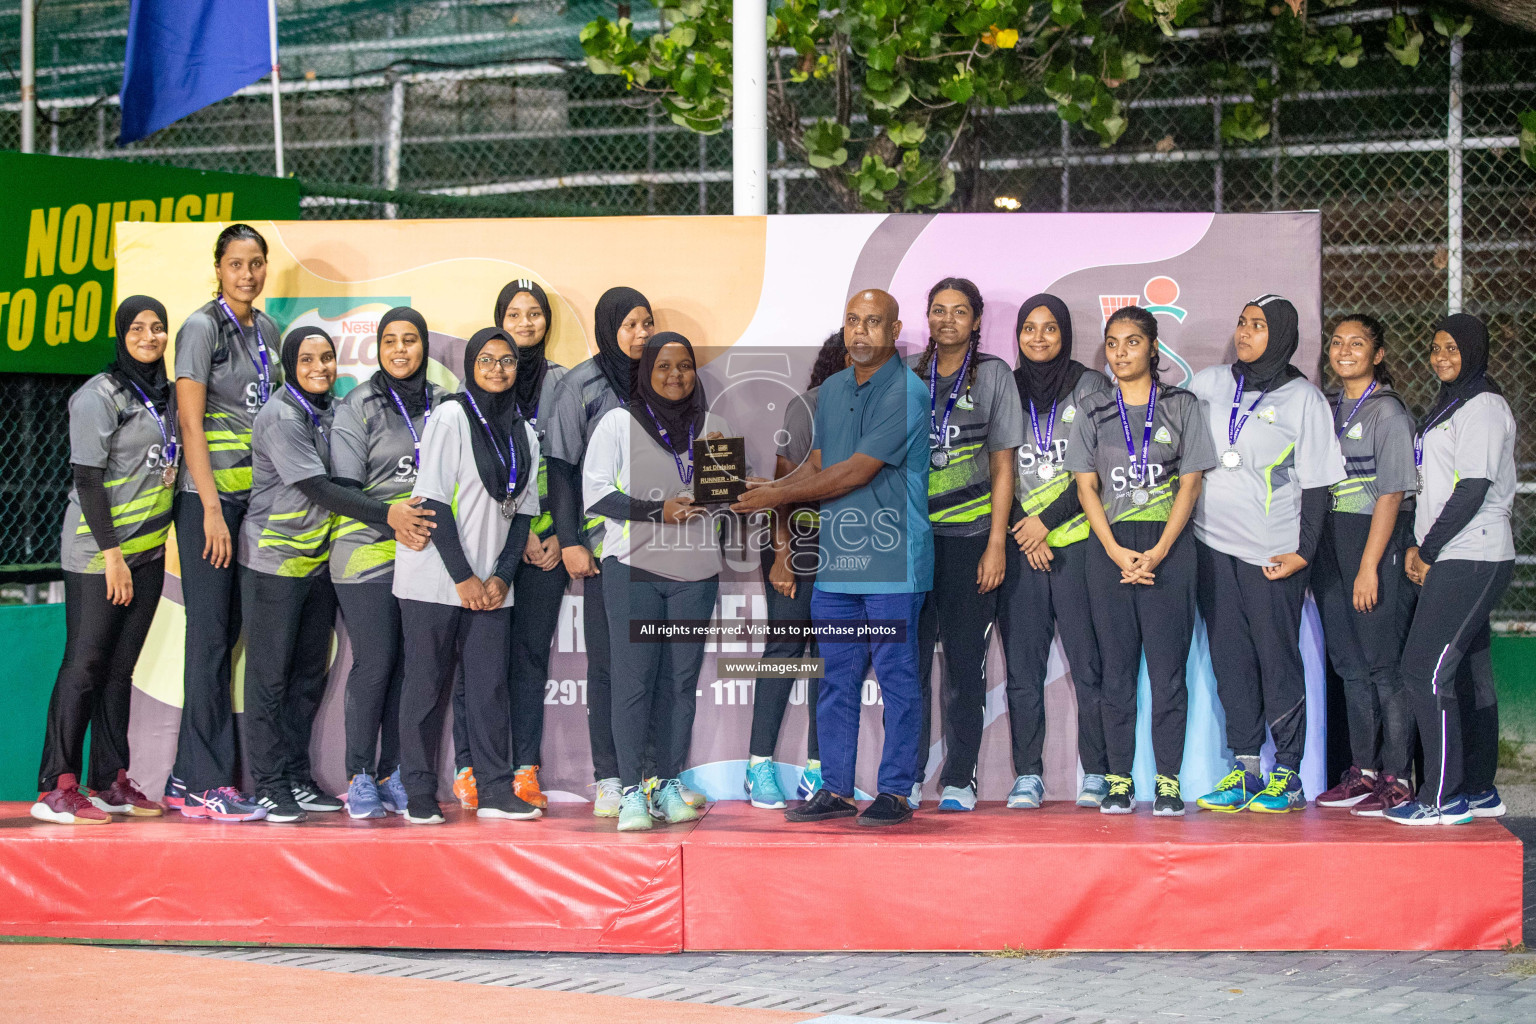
[0,801,1522,951]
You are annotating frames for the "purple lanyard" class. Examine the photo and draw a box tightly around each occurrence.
[283,383,328,440]
[927,347,974,445]
[1115,382,1158,483]
[464,392,519,497]
[1227,374,1268,447]
[1334,380,1377,438]
[1028,398,1058,456]
[644,403,696,485]
[386,386,432,470]
[1414,398,1460,471]
[127,380,178,466]
[216,297,271,403]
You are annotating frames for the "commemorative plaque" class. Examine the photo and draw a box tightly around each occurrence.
[693,436,748,505]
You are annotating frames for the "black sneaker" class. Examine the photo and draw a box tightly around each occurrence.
[291,779,344,812]
[1100,774,1135,814]
[257,788,307,824]
[785,788,858,823]
[405,795,444,824]
[478,786,542,821]
[857,792,914,827]
[1153,774,1185,816]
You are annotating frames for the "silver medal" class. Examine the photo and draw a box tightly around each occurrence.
[930,449,949,470]
[1220,448,1243,471]
[1036,460,1056,482]
[500,497,516,520]
[1131,487,1150,507]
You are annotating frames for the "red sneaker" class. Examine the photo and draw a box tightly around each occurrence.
[31,775,111,825]
[90,769,164,817]
[1317,766,1375,808]
[1351,773,1412,817]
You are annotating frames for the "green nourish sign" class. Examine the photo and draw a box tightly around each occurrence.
[0,152,300,375]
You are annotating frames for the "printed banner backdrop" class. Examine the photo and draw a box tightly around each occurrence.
[115,212,1325,806]
[0,153,300,375]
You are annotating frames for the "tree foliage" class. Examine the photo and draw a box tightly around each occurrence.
[579,0,1536,212]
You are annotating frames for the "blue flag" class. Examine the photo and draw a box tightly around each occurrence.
[119,0,272,144]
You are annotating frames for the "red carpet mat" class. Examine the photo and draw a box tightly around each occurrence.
[680,802,1524,951]
[0,803,690,952]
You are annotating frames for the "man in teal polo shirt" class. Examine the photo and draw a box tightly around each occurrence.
[733,289,932,826]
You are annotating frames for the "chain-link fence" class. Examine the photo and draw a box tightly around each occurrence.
[2,2,1534,616]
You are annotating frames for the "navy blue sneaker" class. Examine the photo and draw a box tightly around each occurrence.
[1466,788,1506,818]
[1386,797,1472,825]
[163,774,188,811]
[347,774,385,820]
[379,768,408,815]
[1196,768,1266,812]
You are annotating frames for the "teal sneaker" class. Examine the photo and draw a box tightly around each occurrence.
[1007,774,1044,809]
[617,787,652,832]
[1249,767,1306,813]
[797,762,823,799]
[654,778,701,823]
[1075,774,1108,807]
[1196,768,1266,812]
[745,761,787,809]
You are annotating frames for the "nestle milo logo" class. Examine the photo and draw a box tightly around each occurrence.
[264,297,408,398]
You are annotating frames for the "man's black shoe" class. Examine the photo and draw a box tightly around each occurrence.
[785,788,858,823]
[857,792,914,827]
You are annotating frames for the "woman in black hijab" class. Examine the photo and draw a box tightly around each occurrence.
[33,296,178,824]
[393,327,543,825]
[450,282,571,812]
[998,293,1113,810]
[1391,313,1517,824]
[1190,294,1346,814]
[582,331,732,831]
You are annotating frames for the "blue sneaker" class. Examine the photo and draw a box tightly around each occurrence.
[1075,774,1107,808]
[938,785,977,811]
[1007,774,1045,809]
[797,762,823,800]
[745,760,787,809]
[1438,796,1473,824]
[654,778,701,823]
[347,774,385,819]
[617,787,652,832]
[163,774,188,810]
[1196,768,1266,812]
[1386,797,1472,825]
[379,768,408,815]
[1249,767,1305,813]
[1466,788,1506,818]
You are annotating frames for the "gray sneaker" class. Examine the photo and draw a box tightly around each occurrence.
[1006,774,1044,809]
[1076,774,1109,807]
[938,784,977,811]
[592,777,622,818]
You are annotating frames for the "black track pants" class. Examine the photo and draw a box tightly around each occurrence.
[335,576,404,778]
[1313,512,1414,777]
[603,557,718,788]
[399,599,514,802]
[507,555,569,767]
[1400,558,1512,805]
[171,495,246,791]
[241,569,338,795]
[748,541,819,761]
[1087,523,1195,778]
[916,533,999,789]
[1195,541,1309,768]
[39,563,165,791]
[998,540,1104,777]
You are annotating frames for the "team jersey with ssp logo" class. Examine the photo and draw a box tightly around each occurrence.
[59,373,175,573]
[1015,369,1110,547]
[906,352,1024,537]
[327,379,451,585]
[525,363,569,542]
[1066,381,1218,524]
[238,391,335,578]
[1325,383,1416,516]
[1414,391,1517,563]
[546,358,624,555]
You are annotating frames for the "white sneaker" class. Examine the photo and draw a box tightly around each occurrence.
[937,785,977,811]
[678,782,706,809]
[592,777,622,817]
[909,781,923,809]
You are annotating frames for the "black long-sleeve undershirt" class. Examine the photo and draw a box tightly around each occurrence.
[495,513,533,585]
[587,492,666,523]
[1036,483,1081,532]
[295,475,391,530]
[418,498,532,588]
[1297,485,1328,565]
[1419,478,1492,564]
[72,464,119,551]
[548,456,584,548]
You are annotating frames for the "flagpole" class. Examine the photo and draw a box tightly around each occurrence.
[268,0,286,178]
[20,0,35,152]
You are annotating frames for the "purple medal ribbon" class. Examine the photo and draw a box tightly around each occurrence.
[1227,374,1268,448]
[1414,397,1460,476]
[464,391,519,499]
[1115,382,1158,485]
[127,379,178,469]
[283,383,329,440]
[927,347,974,450]
[644,402,696,485]
[1028,398,1059,461]
[1334,380,1377,438]
[386,385,432,470]
[217,297,272,403]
